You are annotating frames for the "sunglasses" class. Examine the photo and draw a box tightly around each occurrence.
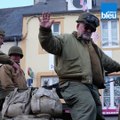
[85,24,94,32]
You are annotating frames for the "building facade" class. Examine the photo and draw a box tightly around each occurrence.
[0,0,120,119]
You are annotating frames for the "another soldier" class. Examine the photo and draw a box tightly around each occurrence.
[0,29,20,70]
[0,46,27,111]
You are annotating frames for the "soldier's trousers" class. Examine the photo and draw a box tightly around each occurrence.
[60,81,105,120]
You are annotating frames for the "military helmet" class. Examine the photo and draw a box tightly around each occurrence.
[0,28,5,37]
[76,12,99,32]
[8,46,23,58]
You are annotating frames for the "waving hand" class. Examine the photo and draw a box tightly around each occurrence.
[38,12,54,28]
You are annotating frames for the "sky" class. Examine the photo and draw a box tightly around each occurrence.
[0,0,34,9]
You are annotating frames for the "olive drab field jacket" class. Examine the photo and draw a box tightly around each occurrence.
[39,27,120,88]
[0,51,14,65]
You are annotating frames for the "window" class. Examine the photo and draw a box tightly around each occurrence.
[101,20,119,48]
[102,75,120,115]
[92,0,96,7]
[51,22,60,36]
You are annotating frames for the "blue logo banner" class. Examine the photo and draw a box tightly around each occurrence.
[101,3,117,19]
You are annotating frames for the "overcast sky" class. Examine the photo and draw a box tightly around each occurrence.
[0,0,34,9]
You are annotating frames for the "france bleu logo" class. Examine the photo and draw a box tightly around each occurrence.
[101,3,117,19]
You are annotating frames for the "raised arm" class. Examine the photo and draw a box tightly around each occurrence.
[38,12,62,55]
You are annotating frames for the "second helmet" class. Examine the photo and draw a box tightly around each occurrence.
[8,46,23,58]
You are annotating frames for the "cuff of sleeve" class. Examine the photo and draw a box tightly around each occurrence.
[40,26,51,33]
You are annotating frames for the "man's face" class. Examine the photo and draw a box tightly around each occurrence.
[77,22,93,41]
[10,54,21,64]
[0,35,4,48]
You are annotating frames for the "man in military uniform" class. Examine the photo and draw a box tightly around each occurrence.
[0,46,27,112]
[0,29,20,70]
[38,12,120,120]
